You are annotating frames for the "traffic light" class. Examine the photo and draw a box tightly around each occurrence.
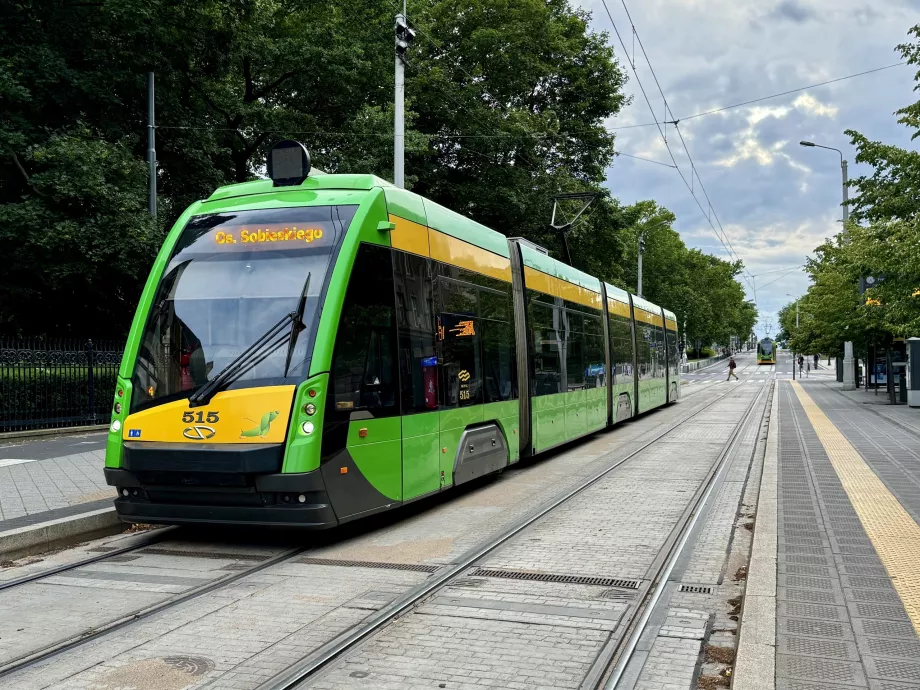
[395,15,416,64]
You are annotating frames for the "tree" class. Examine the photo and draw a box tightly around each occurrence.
[0,0,631,336]
[845,23,920,223]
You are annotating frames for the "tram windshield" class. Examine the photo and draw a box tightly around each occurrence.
[131,205,357,412]
[759,340,773,356]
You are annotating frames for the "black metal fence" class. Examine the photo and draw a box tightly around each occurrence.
[0,339,124,433]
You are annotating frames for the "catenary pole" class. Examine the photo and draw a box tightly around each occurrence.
[393,1,408,189]
[637,233,645,298]
[147,72,156,218]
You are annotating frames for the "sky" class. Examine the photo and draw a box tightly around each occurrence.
[576,0,919,339]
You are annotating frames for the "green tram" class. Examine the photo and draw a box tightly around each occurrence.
[104,142,681,527]
[757,338,776,365]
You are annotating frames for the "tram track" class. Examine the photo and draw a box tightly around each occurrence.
[0,526,174,593]
[249,377,772,690]
[0,540,311,680]
[591,379,772,689]
[0,371,762,689]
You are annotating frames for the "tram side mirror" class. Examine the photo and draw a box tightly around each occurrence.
[377,221,396,233]
[268,140,311,187]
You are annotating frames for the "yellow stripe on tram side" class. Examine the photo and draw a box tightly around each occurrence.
[790,381,920,635]
[608,298,631,319]
[429,228,512,283]
[388,214,431,257]
[524,267,603,310]
[665,318,678,332]
[633,307,663,327]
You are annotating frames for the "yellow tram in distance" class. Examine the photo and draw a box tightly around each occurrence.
[757,338,776,365]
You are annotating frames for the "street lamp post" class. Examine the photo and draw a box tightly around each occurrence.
[800,140,854,389]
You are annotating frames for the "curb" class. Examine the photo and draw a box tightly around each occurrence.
[732,380,778,689]
[0,424,109,442]
[0,508,124,561]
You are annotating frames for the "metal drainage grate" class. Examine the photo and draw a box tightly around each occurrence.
[470,568,640,589]
[297,557,440,573]
[678,584,713,594]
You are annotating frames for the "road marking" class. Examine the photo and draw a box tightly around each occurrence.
[0,458,40,469]
[791,381,920,635]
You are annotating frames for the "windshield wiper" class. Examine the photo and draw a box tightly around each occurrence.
[283,272,311,377]
[188,272,312,407]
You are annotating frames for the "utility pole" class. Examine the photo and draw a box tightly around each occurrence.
[394,5,414,189]
[147,72,156,218]
[637,233,645,298]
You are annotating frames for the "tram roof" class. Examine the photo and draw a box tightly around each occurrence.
[202,173,670,318]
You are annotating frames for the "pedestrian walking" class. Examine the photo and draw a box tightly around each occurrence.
[813,354,819,369]
[727,356,739,381]
[806,359,811,377]
[797,355,804,377]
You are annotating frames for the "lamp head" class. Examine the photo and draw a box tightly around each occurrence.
[799,141,816,147]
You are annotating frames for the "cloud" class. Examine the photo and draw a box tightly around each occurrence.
[583,0,917,335]
[792,93,838,117]
[766,0,818,24]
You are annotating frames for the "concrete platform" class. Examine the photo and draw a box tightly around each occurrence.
[736,378,920,689]
[0,432,119,558]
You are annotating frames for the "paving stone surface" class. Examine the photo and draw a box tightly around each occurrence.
[0,449,112,529]
[0,368,781,690]
[775,381,920,688]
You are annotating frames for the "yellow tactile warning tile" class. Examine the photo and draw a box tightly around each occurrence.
[790,380,920,635]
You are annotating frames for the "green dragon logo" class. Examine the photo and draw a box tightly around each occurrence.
[240,411,280,439]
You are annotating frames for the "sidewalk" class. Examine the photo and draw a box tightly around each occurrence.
[833,380,920,436]
[736,378,920,688]
[0,433,119,557]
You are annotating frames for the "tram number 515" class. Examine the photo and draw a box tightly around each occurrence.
[182,411,220,424]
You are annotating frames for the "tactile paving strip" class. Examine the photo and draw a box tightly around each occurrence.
[791,381,920,636]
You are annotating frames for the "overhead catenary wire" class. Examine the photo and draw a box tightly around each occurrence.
[598,0,755,295]
[617,0,750,287]
[757,266,806,290]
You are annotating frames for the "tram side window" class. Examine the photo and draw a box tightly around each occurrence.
[653,324,667,378]
[667,328,680,377]
[584,320,606,388]
[393,251,438,414]
[529,294,564,396]
[564,310,584,390]
[329,244,398,417]
[436,271,482,408]
[608,312,633,381]
[636,321,653,380]
[480,288,516,403]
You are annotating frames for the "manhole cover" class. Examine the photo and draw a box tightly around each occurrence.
[163,656,216,677]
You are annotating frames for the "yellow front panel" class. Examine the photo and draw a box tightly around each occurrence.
[389,214,431,257]
[524,267,603,310]
[123,386,296,444]
[608,298,631,319]
[429,229,512,282]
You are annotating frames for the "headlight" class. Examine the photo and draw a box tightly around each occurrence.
[301,421,315,435]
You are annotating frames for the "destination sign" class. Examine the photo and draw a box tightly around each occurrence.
[214,224,325,247]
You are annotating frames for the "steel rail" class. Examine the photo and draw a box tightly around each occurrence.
[253,377,765,690]
[0,526,176,593]
[0,544,310,680]
[595,380,772,689]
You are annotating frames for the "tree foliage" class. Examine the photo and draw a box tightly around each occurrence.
[0,0,750,343]
[784,23,920,356]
